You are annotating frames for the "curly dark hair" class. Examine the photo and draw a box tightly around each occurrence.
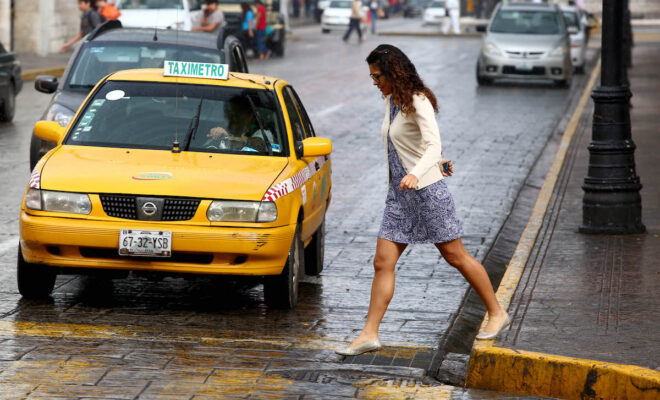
[366,44,438,115]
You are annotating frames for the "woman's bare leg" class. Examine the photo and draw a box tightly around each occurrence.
[349,238,407,347]
[435,238,508,332]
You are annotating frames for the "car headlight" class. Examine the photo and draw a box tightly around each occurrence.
[551,45,568,57]
[207,201,277,223]
[26,189,92,215]
[45,103,75,127]
[483,42,502,57]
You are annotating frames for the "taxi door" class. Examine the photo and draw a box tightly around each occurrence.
[281,87,323,241]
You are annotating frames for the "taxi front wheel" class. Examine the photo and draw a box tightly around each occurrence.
[304,219,325,276]
[17,246,57,299]
[264,224,303,309]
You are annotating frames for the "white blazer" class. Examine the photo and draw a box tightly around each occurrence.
[381,93,444,190]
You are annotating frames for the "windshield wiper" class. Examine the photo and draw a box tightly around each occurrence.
[245,95,273,156]
[182,97,204,152]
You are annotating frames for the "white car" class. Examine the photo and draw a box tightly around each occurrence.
[560,5,588,73]
[321,0,367,33]
[117,0,202,31]
[423,0,446,25]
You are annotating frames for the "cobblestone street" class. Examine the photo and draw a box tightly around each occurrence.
[0,19,595,398]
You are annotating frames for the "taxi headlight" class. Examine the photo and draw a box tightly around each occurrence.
[26,189,92,215]
[45,103,75,127]
[207,201,277,223]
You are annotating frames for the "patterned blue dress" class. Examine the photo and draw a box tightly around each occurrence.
[378,102,463,244]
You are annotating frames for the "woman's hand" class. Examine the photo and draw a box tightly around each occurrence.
[208,126,229,140]
[399,174,418,190]
[441,158,454,177]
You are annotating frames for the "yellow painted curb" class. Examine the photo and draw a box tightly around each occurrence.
[21,66,66,81]
[464,56,660,399]
[466,346,660,400]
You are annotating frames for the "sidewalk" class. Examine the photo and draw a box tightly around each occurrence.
[466,36,660,399]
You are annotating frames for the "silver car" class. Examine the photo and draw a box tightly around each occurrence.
[476,2,572,87]
[561,4,589,73]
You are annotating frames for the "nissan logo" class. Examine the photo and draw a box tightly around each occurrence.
[142,202,158,216]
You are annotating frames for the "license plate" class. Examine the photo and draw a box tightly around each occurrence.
[518,62,533,71]
[119,229,172,257]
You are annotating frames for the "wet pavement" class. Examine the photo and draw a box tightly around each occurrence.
[0,18,591,398]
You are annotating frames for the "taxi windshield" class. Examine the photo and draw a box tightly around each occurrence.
[65,81,286,156]
[68,44,221,90]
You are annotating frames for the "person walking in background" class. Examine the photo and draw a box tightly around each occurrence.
[342,0,363,43]
[61,0,105,52]
[335,45,510,356]
[254,0,272,60]
[96,0,121,20]
[369,0,379,34]
[442,0,460,34]
[238,2,259,57]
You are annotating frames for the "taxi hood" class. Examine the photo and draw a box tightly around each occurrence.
[40,146,288,201]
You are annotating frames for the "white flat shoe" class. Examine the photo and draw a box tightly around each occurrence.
[335,339,382,356]
[476,314,511,340]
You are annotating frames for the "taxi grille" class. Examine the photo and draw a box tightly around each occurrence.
[100,195,200,221]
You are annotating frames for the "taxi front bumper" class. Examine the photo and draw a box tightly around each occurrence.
[20,212,295,276]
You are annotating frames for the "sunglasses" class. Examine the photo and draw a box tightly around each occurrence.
[370,73,383,82]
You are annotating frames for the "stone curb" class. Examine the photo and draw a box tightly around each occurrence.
[465,56,660,399]
[21,66,66,81]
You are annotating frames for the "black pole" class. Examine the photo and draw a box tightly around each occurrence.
[580,0,644,234]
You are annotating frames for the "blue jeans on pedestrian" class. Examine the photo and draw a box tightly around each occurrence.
[255,29,268,54]
[343,18,362,41]
[370,9,377,33]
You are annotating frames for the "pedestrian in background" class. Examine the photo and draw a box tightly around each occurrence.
[369,0,379,34]
[96,0,121,20]
[442,0,460,34]
[238,2,258,57]
[342,0,363,43]
[61,0,105,52]
[254,0,272,60]
[336,45,510,356]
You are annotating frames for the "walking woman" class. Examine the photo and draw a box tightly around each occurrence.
[336,45,510,356]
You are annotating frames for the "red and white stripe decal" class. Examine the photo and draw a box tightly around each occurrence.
[262,156,326,202]
[29,167,41,189]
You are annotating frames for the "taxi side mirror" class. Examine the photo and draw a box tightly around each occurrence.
[302,137,332,157]
[34,121,66,144]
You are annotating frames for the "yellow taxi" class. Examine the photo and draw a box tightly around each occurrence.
[19,61,332,308]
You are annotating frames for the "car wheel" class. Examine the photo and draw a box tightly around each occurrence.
[273,32,286,57]
[322,28,330,33]
[264,224,303,308]
[0,83,16,122]
[29,134,46,171]
[17,246,57,299]
[574,65,585,74]
[304,219,325,276]
[476,63,492,86]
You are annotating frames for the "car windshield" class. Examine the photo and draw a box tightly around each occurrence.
[562,11,579,28]
[67,44,221,90]
[330,1,352,8]
[66,81,286,156]
[430,1,445,8]
[490,10,563,34]
[117,0,184,9]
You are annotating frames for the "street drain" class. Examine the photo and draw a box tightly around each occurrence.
[268,369,438,387]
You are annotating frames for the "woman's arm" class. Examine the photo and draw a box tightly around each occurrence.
[408,95,443,180]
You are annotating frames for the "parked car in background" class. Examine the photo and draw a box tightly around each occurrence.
[321,0,367,33]
[117,0,202,30]
[217,0,287,57]
[0,43,23,122]
[403,0,427,18]
[560,4,588,73]
[30,21,248,170]
[423,0,445,25]
[476,2,572,87]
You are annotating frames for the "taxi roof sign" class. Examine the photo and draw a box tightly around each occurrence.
[164,60,229,80]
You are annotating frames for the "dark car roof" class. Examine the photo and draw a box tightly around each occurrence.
[90,28,218,49]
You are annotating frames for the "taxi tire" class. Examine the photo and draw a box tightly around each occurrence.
[0,83,15,122]
[17,246,57,299]
[304,219,325,276]
[264,224,303,309]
